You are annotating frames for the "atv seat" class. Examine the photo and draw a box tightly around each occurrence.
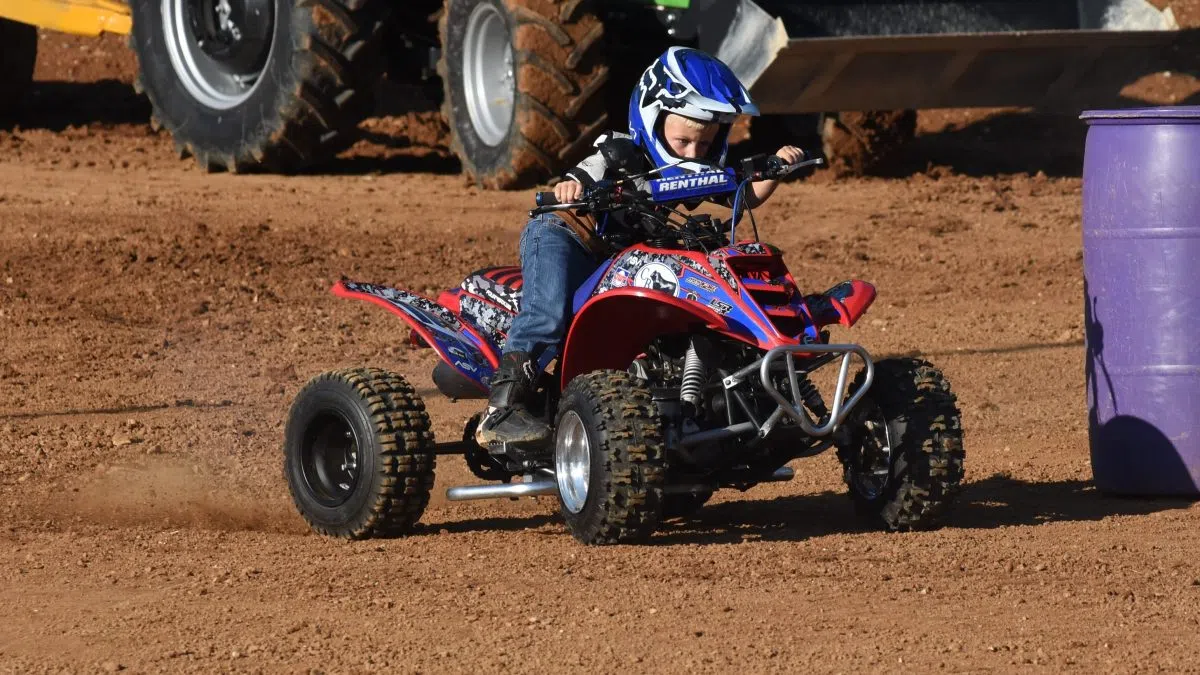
[461,266,523,314]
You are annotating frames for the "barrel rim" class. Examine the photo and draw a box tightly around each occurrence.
[1081,106,1200,123]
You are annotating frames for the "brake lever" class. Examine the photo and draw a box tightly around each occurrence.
[746,156,825,182]
[774,156,825,178]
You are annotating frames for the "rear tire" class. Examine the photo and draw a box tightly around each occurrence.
[0,19,37,119]
[836,358,964,531]
[439,0,609,189]
[130,0,390,172]
[554,370,665,544]
[284,368,436,539]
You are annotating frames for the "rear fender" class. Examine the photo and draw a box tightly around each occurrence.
[333,281,497,391]
[559,288,738,387]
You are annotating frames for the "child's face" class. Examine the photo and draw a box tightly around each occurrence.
[662,114,720,160]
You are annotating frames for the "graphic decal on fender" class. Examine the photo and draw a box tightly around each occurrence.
[708,298,733,315]
[633,262,678,294]
[341,282,492,385]
[734,242,782,256]
[461,273,522,314]
[595,249,688,295]
[458,294,512,351]
[686,277,718,293]
[707,255,738,291]
[343,281,464,333]
[677,255,714,279]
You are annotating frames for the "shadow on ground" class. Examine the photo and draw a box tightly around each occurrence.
[871,92,1200,179]
[5,80,150,131]
[408,473,1195,545]
[884,110,1093,178]
[654,473,1194,545]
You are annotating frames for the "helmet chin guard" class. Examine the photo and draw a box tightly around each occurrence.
[629,47,760,179]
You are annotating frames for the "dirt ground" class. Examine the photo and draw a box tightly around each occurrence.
[3,25,1200,675]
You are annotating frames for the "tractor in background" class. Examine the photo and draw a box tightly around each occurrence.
[2,0,1193,185]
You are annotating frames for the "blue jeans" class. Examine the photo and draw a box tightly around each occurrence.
[505,213,601,361]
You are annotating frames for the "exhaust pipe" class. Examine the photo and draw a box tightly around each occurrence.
[446,479,557,502]
[446,467,793,502]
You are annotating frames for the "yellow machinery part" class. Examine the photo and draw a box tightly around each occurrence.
[0,0,130,36]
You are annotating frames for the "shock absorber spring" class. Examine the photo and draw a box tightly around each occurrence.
[796,376,829,419]
[680,340,706,408]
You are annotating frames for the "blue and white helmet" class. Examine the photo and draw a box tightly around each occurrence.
[629,47,759,178]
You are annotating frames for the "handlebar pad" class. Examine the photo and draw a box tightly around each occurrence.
[535,192,560,207]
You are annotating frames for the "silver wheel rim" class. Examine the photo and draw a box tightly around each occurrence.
[555,411,591,514]
[851,403,894,500]
[161,0,275,110]
[462,3,515,147]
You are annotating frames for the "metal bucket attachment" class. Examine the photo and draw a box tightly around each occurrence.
[713,0,1195,113]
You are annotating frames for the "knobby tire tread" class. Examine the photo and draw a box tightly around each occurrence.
[563,370,665,544]
[288,368,435,539]
[439,0,609,189]
[132,0,389,173]
[843,358,965,532]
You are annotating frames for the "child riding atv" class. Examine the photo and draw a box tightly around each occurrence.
[284,47,965,545]
[477,46,805,452]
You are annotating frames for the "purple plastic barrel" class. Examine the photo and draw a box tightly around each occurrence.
[1081,106,1200,497]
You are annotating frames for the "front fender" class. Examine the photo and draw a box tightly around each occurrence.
[804,280,877,329]
[559,288,736,387]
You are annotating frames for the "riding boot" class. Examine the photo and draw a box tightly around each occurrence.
[475,351,552,447]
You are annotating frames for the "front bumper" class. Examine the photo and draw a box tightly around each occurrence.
[721,343,875,438]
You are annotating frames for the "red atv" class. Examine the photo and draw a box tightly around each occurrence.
[283,145,965,544]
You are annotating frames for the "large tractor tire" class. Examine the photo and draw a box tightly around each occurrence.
[835,358,965,532]
[553,370,666,545]
[751,110,917,177]
[0,18,38,119]
[439,0,609,190]
[284,368,436,539]
[821,110,918,176]
[129,0,390,172]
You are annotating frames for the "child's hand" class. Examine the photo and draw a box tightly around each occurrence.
[775,145,805,166]
[554,180,584,203]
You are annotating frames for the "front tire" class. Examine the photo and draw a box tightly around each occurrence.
[130,0,390,172]
[836,358,965,531]
[284,368,436,539]
[554,370,665,544]
[439,0,609,189]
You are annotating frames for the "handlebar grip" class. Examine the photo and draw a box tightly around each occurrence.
[535,192,560,207]
[764,155,788,174]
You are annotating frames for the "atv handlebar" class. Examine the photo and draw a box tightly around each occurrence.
[744,155,824,182]
[528,154,825,220]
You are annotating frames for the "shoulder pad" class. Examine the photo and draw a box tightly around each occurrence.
[592,131,634,147]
